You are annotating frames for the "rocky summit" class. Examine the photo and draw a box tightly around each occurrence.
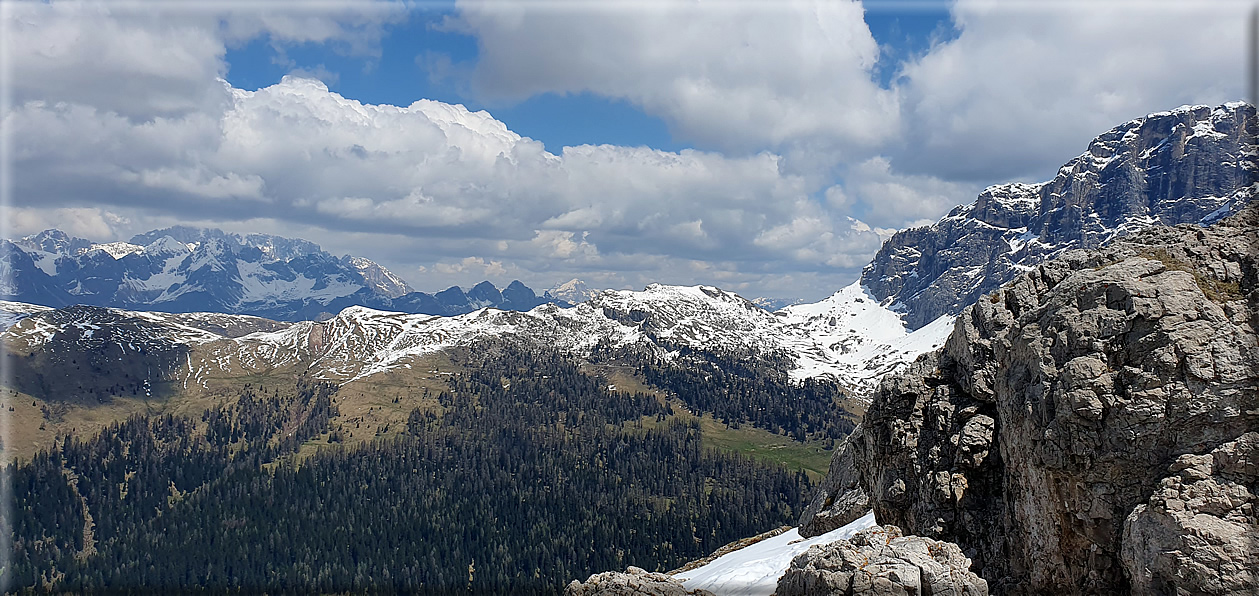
[863,102,1257,331]
[801,203,1259,594]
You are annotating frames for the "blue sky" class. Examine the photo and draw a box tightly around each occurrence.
[223,7,686,153]
[221,2,957,154]
[3,0,1248,300]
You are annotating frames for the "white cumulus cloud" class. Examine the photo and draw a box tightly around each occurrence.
[3,0,1248,301]
[452,0,898,166]
[892,0,1249,182]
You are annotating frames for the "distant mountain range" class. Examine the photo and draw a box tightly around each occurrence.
[0,280,951,403]
[0,225,563,321]
[1,102,1253,397]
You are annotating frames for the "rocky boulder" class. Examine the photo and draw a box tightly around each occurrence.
[802,204,1259,593]
[564,567,714,596]
[777,525,987,596]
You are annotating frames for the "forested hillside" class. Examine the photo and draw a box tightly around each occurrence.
[623,346,856,445]
[5,343,814,593]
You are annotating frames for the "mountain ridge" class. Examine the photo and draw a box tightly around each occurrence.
[0,281,949,396]
[5,104,1253,404]
[863,102,1257,330]
[1,226,559,321]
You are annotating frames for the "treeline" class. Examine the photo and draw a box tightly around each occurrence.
[617,345,857,444]
[5,381,339,592]
[4,344,812,594]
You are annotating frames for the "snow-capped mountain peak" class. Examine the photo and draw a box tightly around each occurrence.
[863,102,1256,330]
[88,241,144,259]
[17,229,92,256]
[1,226,558,321]
[779,283,910,351]
[345,255,415,298]
[544,278,600,304]
[141,235,191,257]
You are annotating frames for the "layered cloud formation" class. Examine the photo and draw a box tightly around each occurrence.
[2,0,1248,299]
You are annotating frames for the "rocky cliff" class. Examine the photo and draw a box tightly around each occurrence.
[863,102,1257,331]
[802,204,1259,594]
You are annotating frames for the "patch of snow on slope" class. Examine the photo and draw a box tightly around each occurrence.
[91,242,144,259]
[778,282,952,389]
[1191,118,1228,139]
[234,261,362,305]
[0,301,54,330]
[27,250,61,276]
[127,252,191,295]
[184,241,232,273]
[675,511,877,595]
[1006,228,1034,253]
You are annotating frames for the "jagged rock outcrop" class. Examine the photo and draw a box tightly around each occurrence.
[1121,432,1259,595]
[565,567,714,596]
[802,204,1259,593]
[777,525,987,596]
[810,349,1007,579]
[863,102,1257,331]
[798,430,871,538]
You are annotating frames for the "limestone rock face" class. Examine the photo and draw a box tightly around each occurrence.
[803,205,1259,593]
[564,566,714,596]
[846,350,1006,580]
[798,429,871,538]
[1122,433,1259,595]
[862,102,1257,331]
[777,525,988,596]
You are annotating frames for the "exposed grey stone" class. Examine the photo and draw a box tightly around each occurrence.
[777,525,988,596]
[565,566,715,596]
[799,427,871,538]
[1122,432,1259,595]
[861,103,1257,331]
[803,204,1259,593]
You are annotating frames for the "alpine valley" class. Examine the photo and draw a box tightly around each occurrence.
[4,102,1256,595]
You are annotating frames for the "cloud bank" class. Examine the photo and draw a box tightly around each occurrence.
[2,0,1249,299]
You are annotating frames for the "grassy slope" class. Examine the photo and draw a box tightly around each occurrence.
[6,346,838,482]
[697,415,832,481]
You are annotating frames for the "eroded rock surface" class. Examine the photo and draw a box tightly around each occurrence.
[564,566,714,596]
[798,430,871,538]
[777,525,987,596]
[863,102,1257,331]
[802,205,1259,593]
[1122,432,1259,595]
